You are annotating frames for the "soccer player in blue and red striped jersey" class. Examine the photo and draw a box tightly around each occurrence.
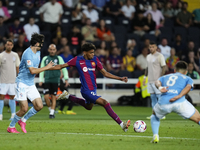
[54,42,131,132]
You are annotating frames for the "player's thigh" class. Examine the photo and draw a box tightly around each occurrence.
[189,109,200,123]
[7,83,16,96]
[81,90,101,104]
[154,103,171,119]
[43,83,50,95]
[32,97,43,109]
[15,82,27,101]
[19,100,29,112]
[49,83,58,96]
[174,100,196,119]
[27,85,41,102]
[0,83,9,95]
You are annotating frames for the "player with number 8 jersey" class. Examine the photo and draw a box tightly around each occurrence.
[150,61,200,143]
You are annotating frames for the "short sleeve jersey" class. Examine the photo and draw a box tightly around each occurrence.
[67,56,103,92]
[146,52,166,83]
[0,51,20,83]
[158,72,193,105]
[16,47,40,86]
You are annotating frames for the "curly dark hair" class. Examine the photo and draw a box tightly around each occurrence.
[81,42,96,52]
[30,33,45,46]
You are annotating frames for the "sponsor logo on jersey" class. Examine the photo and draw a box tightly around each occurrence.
[27,60,31,65]
[167,89,178,94]
[83,67,95,72]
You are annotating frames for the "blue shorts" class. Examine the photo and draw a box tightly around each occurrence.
[81,89,101,104]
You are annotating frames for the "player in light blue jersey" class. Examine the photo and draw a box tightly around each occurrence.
[7,33,54,133]
[151,61,200,143]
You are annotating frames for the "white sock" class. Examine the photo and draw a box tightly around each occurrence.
[21,117,27,123]
[120,122,124,128]
[11,113,15,118]
[50,109,54,115]
[48,107,51,112]
[0,114,2,120]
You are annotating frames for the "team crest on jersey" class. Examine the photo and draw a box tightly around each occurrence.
[91,62,95,66]
[20,93,23,97]
[13,57,16,62]
[54,59,58,65]
[27,60,31,65]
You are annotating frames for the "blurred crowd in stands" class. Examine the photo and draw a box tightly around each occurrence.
[0,0,200,80]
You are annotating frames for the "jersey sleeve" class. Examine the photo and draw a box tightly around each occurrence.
[67,56,77,67]
[187,77,194,90]
[58,56,69,80]
[159,54,166,67]
[24,52,34,68]
[15,53,20,67]
[96,57,103,71]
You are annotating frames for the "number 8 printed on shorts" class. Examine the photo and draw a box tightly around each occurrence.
[166,75,178,86]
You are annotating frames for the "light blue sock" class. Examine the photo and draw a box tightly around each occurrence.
[0,100,4,114]
[9,99,16,114]
[150,94,157,108]
[151,114,160,135]
[199,121,200,125]
[9,114,21,127]
[23,107,38,122]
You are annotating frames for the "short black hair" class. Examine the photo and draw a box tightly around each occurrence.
[149,41,157,45]
[30,33,45,46]
[175,61,188,71]
[81,42,96,52]
[6,39,14,44]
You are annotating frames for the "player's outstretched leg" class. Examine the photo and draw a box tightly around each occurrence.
[150,114,160,143]
[97,98,131,132]
[57,90,90,110]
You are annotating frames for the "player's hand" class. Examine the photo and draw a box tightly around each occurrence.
[46,61,55,69]
[169,95,181,102]
[159,87,168,93]
[39,82,43,86]
[121,77,128,83]
[65,80,70,87]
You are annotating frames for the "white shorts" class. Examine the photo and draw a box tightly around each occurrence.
[15,82,41,102]
[154,100,195,119]
[147,83,161,94]
[0,83,16,95]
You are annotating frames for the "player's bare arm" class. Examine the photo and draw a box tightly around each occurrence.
[155,80,168,93]
[161,65,166,76]
[143,67,148,86]
[50,63,69,70]
[100,68,128,82]
[169,84,192,102]
[29,61,54,74]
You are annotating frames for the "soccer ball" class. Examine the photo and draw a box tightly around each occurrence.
[133,120,147,133]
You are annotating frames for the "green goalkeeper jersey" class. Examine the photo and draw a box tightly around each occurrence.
[39,55,68,83]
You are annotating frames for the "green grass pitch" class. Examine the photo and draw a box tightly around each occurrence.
[0,106,200,150]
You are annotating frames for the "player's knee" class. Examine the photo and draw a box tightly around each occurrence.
[21,107,28,114]
[36,103,43,111]
[102,99,108,106]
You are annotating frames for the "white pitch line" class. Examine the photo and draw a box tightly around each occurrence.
[1,132,199,141]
